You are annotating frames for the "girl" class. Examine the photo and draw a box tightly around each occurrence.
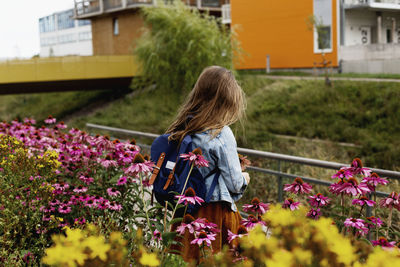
[166,66,250,262]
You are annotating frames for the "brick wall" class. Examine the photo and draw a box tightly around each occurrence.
[91,10,145,55]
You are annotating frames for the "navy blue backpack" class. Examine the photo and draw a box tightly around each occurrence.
[149,134,220,215]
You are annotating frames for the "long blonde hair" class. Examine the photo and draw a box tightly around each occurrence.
[166,66,246,143]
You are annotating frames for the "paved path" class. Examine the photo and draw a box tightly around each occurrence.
[265,75,400,83]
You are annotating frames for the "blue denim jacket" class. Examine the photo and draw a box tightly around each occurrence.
[192,126,247,212]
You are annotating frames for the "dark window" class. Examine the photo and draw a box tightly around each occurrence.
[113,18,119,35]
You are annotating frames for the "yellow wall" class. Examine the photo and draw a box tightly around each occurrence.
[231,0,338,69]
[0,55,138,84]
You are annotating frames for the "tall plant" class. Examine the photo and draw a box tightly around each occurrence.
[134,1,238,93]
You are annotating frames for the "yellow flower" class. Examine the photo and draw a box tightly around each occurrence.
[110,231,127,246]
[139,251,160,267]
[264,249,294,267]
[66,228,84,245]
[363,247,400,267]
[311,217,357,265]
[43,245,87,267]
[243,224,269,250]
[83,236,110,261]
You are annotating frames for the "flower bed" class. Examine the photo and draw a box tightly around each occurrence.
[0,117,399,266]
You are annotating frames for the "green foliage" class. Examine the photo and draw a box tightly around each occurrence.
[134,1,237,93]
[0,89,127,123]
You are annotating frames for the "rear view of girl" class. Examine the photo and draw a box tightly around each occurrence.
[167,66,250,262]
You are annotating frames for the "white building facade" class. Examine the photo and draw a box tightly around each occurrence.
[340,0,400,73]
[39,9,93,57]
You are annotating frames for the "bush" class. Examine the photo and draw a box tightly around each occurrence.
[134,1,238,93]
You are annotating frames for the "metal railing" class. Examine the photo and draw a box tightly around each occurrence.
[86,123,398,208]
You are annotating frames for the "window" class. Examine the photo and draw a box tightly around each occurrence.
[386,29,392,43]
[313,0,332,53]
[79,31,92,41]
[57,9,75,30]
[78,19,91,27]
[113,18,119,35]
[39,15,56,33]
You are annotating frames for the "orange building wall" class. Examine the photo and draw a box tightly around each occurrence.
[91,10,145,55]
[231,0,338,69]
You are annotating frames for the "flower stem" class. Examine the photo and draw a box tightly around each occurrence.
[171,163,194,220]
[139,174,152,231]
[386,207,393,238]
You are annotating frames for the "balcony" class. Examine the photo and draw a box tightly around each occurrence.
[74,0,224,19]
[344,0,400,10]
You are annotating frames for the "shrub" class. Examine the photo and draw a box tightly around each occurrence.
[134,1,238,93]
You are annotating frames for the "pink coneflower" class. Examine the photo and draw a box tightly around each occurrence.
[242,197,270,215]
[23,118,36,124]
[79,174,94,185]
[201,219,220,234]
[42,214,52,221]
[339,177,370,196]
[331,168,353,179]
[180,148,209,168]
[97,199,110,210]
[282,198,301,211]
[153,229,162,241]
[56,121,67,129]
[344,218,369,236]
[108,201,122,211]
[308,193,330,207]
[53,182,69,191]
[175,187,204,206]
[344,217,366,229]
[58,205,72,214]
[73,185,88,193]
[227,225,248,243]
[176,214,196,235]
[238,153,251,171]
[40,205,55,213]
[117,176,128,186]
[283,177,312,194]
[124,153,153,174]
[380,192,400,210]
[44,115,56,124]
[366,216,383,228]
[344,158,371,177]
[84,198,97,208]
[329,178,347,195]
[100,155,118,168]
[107,187,121,197]
[362,173,389,191]
[74,217,86,225]
[190,231,216,247]
[48,199,60,206]
[352,196,376,207]
[241,214,266,229]
[306,208,321,220]
[371,237,396,249]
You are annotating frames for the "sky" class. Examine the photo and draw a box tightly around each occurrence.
[0,0,74,59]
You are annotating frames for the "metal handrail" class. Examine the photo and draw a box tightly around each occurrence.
[86,123,400,180]
[86,123,395,229]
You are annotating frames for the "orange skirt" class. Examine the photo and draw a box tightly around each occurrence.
[171,201,242,263]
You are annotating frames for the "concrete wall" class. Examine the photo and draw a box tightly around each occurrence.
[341,58,400,74]
[340,43,400,60]
[91,10,144,55]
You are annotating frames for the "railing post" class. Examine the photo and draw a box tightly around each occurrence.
[277,160,283,202]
